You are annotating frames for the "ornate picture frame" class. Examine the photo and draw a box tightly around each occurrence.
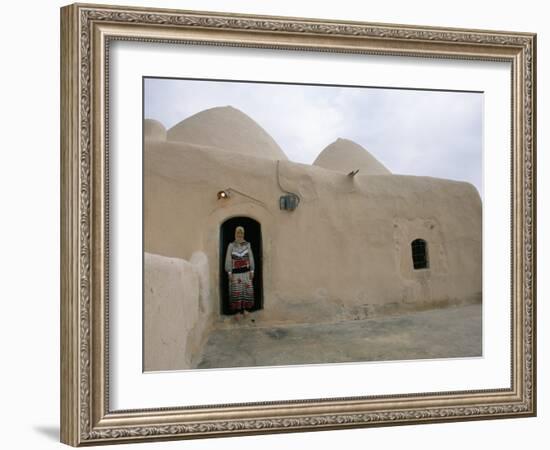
[60,3,536,446]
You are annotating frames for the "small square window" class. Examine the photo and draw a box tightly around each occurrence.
[411,239,429,269]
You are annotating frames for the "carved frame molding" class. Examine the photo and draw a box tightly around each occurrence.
[61,3,536,446]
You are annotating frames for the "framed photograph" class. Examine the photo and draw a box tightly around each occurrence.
[60,3,536,446]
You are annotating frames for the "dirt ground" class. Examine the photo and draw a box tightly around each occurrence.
[196,303,482,369]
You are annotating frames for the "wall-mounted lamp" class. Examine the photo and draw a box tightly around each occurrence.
[276,160,301,212]
[217,190,230,200]
[279,193,300,211]
[216,188,264,206]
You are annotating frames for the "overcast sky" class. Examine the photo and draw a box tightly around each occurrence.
[144,78,483,197]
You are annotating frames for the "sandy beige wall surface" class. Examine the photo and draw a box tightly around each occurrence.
[143,252,213,370]
[143,141,482,325]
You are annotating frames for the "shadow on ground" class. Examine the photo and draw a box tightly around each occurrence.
[33,425,59,441]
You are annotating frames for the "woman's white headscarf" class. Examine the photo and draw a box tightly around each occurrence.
[235,226,245,243]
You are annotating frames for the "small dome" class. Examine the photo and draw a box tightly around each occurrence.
[166,106,287,160]
[313,138,390,175]
[144,119,167,141]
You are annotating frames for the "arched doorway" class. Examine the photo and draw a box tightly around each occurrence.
[219,217,263,314]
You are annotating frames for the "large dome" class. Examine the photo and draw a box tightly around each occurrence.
[313,138,390,175]
[166,106,287,160]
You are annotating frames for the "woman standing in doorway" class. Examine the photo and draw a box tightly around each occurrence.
[225,226,255,319]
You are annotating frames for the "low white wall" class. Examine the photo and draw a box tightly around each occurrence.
[143,252,212,371]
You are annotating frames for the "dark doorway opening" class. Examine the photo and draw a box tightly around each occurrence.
[219,217,263,314]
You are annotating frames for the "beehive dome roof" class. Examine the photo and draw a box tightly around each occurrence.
[144,119,167,141]
[166,106,287,160]
[313,138,390,175]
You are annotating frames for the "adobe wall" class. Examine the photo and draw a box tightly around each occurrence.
[143,140,482,326]
[143,252,213,370]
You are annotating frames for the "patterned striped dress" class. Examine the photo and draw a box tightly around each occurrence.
[225,240,255,312]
